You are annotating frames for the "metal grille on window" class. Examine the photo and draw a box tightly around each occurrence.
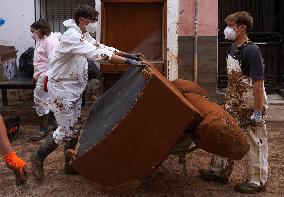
[39,0,96,33]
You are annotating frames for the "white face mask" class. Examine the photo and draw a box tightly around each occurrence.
[85,22,97,33]
[224,27,237,41]
[32,33,39,41]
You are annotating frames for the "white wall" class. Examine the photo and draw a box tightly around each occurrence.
[167,0,179,80]
[0,0,35,64]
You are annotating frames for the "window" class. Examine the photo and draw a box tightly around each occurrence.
[40,0,96,33]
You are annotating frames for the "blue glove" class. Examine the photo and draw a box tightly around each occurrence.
[0,18,5,27]
[250,112,265,126]
[123,53,145,61]
[125,58,149,68]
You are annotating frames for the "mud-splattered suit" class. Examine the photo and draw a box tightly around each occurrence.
[47,19,118,144]
[209,41,268,186]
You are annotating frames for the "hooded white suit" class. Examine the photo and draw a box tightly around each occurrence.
[48,19,119,144]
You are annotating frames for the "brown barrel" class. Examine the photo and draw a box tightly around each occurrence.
[184,93,222,117]
[172,79,208,97]
[71,65,203,193]
[194,111,250,160]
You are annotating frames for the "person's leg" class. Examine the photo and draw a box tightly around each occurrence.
[30,94,80,181]
[235,123,268,193]
[64,96,82,174]
[0,115,28,186]
[199,155,234,184]
[31,75,50,141]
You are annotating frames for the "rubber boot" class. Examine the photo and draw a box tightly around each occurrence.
[64,138,79,175]
[30,136,58,181]
[48,112,57,131]
[235,180,266,194]
[31,114,49,141]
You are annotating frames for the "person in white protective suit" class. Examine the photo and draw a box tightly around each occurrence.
[30,4,149,180]
[30,19,60,141]
[199,11,269,194]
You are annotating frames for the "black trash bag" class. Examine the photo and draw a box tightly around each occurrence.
[4,116,20,141]
[19,47,34,78]
[88,60,102,81]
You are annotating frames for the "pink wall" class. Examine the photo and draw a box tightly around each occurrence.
[179,0,218,36]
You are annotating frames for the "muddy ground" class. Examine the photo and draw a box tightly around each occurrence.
[0,99,284,197]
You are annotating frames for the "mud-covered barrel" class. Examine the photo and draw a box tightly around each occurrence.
[71,65,203,193]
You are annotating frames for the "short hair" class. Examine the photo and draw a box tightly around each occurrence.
[225,11,254,32]
[30,19,51,36]
[74,4,99,24]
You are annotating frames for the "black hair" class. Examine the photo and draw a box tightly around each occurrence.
[74,4,99,24]
[30,19,51,36]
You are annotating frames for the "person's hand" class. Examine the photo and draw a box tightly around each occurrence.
[250,112,265,126]
[124,53,145,61]
[135,53,145,61]
[136,60,150,68]
[125,58,150,68]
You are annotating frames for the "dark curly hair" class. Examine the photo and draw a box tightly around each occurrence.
[225,11,254,32]
[74,4,99,24]
[30,19,51,36]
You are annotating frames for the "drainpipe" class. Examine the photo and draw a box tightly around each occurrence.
[193,0,199,83]
[34,0,37,21]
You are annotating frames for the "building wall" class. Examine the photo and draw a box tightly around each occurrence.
[0,0,35,64]
[178,0,218,100]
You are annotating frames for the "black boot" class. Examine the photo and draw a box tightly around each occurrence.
[64,138,79,175]
[31,114,49,141]
[48,112,57,131]
[30,136,59,181]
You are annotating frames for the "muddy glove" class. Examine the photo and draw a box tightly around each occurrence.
[123,53,145,61]
[125,58,149,68]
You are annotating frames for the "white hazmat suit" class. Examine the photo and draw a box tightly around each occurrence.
[47,19,119,144]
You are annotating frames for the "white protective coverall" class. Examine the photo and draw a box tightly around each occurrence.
[33,33,60,116]
[209,41,268,186]
[47,19,119,144]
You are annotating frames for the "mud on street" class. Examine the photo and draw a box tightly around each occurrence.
[0,100,284,197]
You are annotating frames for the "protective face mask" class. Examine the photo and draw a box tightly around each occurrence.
[224,27,237,41]
[85,22,97,33]
[32,33,39,41]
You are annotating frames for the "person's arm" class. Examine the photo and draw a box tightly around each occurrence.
[253,80,265,113]
[0,115,27,185]
[71,34,149,67]
[45,36,60,63]
[247,45,266,123]
[0,115,13,156]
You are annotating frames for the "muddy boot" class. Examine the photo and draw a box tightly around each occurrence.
[4,151,28,186]
[235,180,266,194]
[199,169,229,184]
[31,114,49,141]
[48,112,57,131]
[64,138,79,175]
[30,136,58,181]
